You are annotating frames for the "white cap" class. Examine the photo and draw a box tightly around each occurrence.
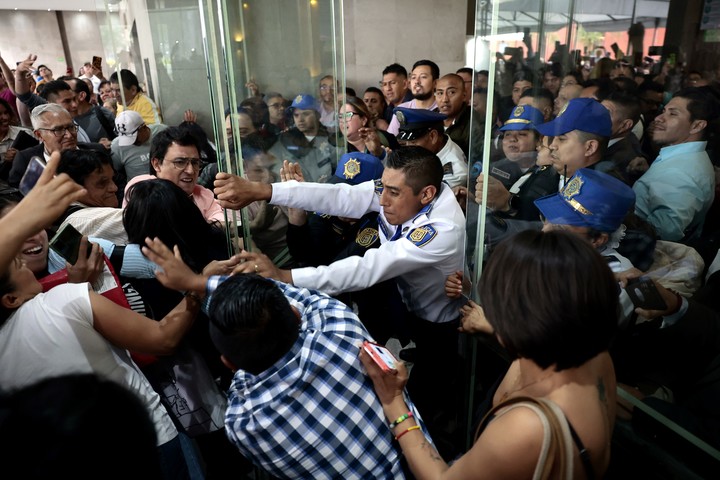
[115,110,144,146]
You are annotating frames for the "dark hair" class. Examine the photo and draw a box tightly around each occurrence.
[178,122,217,165]
[382,63,408,78]
[605,91,641,125]
[363,87,387,114]
[385,146,443,194]
[478,70,489,77]
[98,79,110,90]
[612,76,638,95]
[576,130,609,156]
[343,95,371,119]
[584,78,617,102]
[674,87,720,123]
[0,98,17,125]
[109,69,142,92]
[519,87,554,106]
[240,96,270,128]
[564,71,584,85]
[456,67,474,77]
[71,77,91,100]
[148,126,201,175]
[512,68,536,85]
[39,80,72,101]
[57,149,113,186]
[0,263,16,325]
[543,63,563,79]
[479,230,618,371]
[123,179,227,272]
[412,60,440,80]
[346,87,357,97]
[0,374,160,477]
[208,275,300,375]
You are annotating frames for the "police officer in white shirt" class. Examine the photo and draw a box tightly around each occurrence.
[215,146,466,450]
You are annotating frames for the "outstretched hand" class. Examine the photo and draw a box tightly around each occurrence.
[214,172,272,210]
[231,250,292,284]
[142,237,206,293]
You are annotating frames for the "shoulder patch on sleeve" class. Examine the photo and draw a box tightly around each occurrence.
[356,227,379,247]
[406,225,437,247]
[374,179,384,196]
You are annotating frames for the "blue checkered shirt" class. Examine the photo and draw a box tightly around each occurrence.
[207,277,425,479]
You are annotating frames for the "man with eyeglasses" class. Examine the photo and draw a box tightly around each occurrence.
[8,103,105,188]
[122,126,225,224]
[318,75,338,132]
[111,110,168,181]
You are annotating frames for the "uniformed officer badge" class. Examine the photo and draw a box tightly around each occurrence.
[443,162,454,175]
[374,178,384,196]
[396,110,406,127]
[562,176,592,215]
[557,101,569,117]
[294,95,303,104]
[343,158,361,179]
[513,105,524,117]
[356,227,379,247]
[407,225,437,247]
[561,175,583,200]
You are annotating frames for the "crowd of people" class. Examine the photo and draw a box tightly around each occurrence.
[0,43,719,479]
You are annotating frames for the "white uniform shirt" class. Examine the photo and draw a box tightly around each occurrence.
[271,180,466,323]
[436,136,468,188]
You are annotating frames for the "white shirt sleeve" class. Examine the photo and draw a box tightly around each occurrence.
[271,180,380,218]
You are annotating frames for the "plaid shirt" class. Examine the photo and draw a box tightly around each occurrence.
[207,277,424,479]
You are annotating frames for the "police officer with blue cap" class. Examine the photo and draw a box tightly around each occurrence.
[535,167,639,325]
[486,104,545,190]
[268,94,338,183]
[395,107,468,188]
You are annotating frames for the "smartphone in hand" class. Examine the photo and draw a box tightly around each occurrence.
[19,156,46,196]
[362,341,398,374]
[92,56,103,71]
[49,224,88,265]
[624,276,667,310]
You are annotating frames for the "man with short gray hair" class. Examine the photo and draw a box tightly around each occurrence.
[8,104,105,187]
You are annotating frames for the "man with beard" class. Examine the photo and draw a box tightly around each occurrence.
[387,60,439,136]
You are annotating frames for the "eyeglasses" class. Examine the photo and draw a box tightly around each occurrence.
[37,125,79,137]
[340,111,359,121]
[319,85,334,91]
[168,157,202,171]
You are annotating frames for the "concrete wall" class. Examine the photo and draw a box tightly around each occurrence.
[343,0,468,92]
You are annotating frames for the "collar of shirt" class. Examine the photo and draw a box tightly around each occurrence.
[655,141,707,165]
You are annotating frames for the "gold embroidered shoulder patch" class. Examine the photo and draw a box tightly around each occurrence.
[407,225,437,247]
[356,227,379,247]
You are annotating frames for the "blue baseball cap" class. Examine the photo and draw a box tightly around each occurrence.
[327,152,384,185]
[534,168,635,232]
[290,94,317,111]
[499,105,544,132]
[394,107,447,141]
[535,97,611,137]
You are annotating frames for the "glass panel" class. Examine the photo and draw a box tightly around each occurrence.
[465,0,720,475]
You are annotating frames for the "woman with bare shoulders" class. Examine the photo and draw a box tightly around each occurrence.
[361,229,618,479]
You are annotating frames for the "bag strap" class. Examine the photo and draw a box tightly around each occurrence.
[475,396,575,480]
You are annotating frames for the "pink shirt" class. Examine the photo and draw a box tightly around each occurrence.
[123,175,226,224]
